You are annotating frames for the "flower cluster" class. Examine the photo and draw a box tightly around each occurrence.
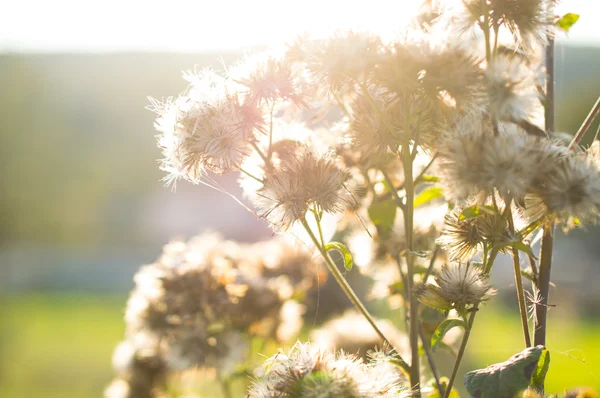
[248,342,409,397]
[107,232,322,396]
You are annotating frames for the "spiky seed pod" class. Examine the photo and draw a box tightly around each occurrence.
[461,0,554,47]
[415,263,495,312]
[288,31,383,99]
[254,150,355,230]
[230,53,308,107]
[248,342,409,397]
[526,152,600,225]
[151,71,264,186]
[485,54,542,128]
[438,115,547,202]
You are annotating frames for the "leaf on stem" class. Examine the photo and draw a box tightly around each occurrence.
[458,205,495,221]
[414,186,444,207]
[431,319,467,351]
[324,242,354,271]
[556,13,580,32]
[368,198,397,238]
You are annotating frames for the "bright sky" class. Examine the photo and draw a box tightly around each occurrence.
[1,0,598,52]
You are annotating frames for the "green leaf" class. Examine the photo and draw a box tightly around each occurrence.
[464,345,545,398]
[414,186,444,207]
[530,347,550,390]
[511,241,535,258]
[388,281,404,295]
[406,250,433,259]
[417,175,440,184]
[556,13,579,32]
[431,319,467,351]
[458,205,495,221]
[368,198,397,239]
[324,242,354,271]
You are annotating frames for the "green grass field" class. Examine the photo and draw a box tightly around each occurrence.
[0,294,598,397]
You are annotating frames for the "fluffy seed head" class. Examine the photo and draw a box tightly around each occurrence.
[248,342,409,397]
[526,152,600,225]
[254,150,355,230]
[415,263,495,312]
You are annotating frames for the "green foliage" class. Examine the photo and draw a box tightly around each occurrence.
[464,346,546,398]
[530,348,550,391]
[414,186,444,207]
[368,198,397,238]
[458,205,495,221]
[325,242,354,270]
[431,319,467,351]
[556,13,580,32]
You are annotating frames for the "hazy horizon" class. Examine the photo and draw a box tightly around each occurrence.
[1,0,598,53]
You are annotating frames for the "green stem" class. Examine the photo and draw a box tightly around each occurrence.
[238,167,263,183]
[419,324,445,397]
[508,209,532,347]
[382,170,405,210]
[444,309,477,397]
[568,95,600,150]
[218,376,233,398]
[534,219,554,347]
[401,135,420,394]
[299,217,411,373]
[512,247,532,347]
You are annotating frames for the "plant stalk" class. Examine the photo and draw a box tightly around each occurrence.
[533,35,556,395]
[534,219,554,347]
[512,248,532,347]
[299,217,410,372]
[568,95,600,150]
[419,324,444,397]
[444,309,476,397]
[402,143,420,394]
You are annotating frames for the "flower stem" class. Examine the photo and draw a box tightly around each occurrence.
[299,217,411,373]
[444,308,476,397]
[419,324,445,397]
[534,37,556,396]
[534,219,554,347]
[512,248,532,347]
[401,140,420,395]
[568,95,600,150]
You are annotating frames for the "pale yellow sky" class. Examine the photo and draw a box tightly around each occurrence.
[0,0,597,52]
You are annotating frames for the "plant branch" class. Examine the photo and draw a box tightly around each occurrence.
[299,217,411,373]
[512,248,532,347]
[419,324,445,397]
[534,219,554,347]
[444,308,476,397]
[401,111,421,394]
[534,36,556,396]
[569,95,600,150]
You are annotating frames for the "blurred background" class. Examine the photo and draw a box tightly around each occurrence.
[1,1,599,397]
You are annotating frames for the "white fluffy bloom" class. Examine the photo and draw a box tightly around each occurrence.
[248,342,409,397]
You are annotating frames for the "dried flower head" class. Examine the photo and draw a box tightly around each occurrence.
[248,342,409,397]
[289,31,383,99]
[230,52,307,106]
[485,54,542,127]
[105,340,166,398]
[438,116,546,201]
[254,150,355,230]
[124,232,320,373]
[152,72,264,186]
[415,263,495,311]
[526,152,600,225]
[462,0,554,46]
